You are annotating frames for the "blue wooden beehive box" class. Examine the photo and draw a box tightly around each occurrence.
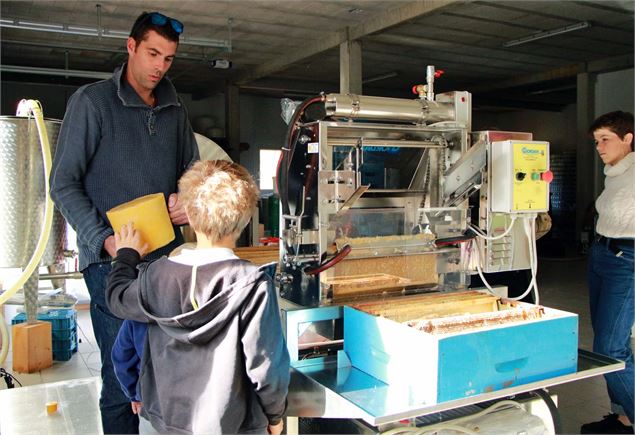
[342,300,578,405]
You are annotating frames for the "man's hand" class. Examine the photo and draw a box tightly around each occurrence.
[268,420,283,435]
[168,193,189,225]
[131,401,143,414]
[104,235,117,257]
[114,222,149,257]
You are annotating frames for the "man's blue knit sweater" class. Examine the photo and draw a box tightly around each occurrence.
[50,64,199,270]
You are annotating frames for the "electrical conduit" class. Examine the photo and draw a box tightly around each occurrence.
[472,213,539,304]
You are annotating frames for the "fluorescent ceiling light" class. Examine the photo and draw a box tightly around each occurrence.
[1,65,113,80]
[0,18,229,49]
[503,21,591,48]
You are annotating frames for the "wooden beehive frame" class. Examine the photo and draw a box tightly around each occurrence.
[234,245,279,265]
[348,291,498,322]
[349,290,544,334]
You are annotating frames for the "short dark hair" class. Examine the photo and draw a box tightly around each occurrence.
[588,111,634,139]
[129,12,180,45]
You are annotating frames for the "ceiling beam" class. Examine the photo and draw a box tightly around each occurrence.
[470,53,634,93]
[367,33,571,65]
[586,53,634,73]
[234,0,459,85]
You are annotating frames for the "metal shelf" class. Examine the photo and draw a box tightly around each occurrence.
[287,349,624,426]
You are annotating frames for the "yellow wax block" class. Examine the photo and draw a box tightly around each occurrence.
[46,401,58,414]
[107,193,175,253]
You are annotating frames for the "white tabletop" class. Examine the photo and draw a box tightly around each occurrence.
[0,376,102,434]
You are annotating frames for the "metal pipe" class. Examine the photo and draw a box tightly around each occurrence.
[39,271,84,280]
[227,17,234,53]
[325,93,454,124]
[96,4,102,40]
[328,138,445,148]
[426,65,435,101]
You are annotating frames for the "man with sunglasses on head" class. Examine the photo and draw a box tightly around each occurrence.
[50,11,198,434]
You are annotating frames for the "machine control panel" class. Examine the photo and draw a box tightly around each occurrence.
[490,140,551,213]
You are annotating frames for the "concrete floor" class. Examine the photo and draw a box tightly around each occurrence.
[0,255,629,434]
[538,256,615,434]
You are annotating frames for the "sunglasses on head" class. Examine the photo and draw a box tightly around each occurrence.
[144,12,184,34]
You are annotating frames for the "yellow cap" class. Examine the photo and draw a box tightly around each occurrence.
[106,193,175,253]
[46,401,58,414]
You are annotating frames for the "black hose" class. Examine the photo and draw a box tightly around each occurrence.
[304,245,352,275]
[277,95,325,217]
[531,388,563,434]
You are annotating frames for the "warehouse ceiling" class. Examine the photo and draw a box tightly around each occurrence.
[1,0,633,111]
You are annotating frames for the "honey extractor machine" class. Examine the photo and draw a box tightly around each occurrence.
[275,68,624,432]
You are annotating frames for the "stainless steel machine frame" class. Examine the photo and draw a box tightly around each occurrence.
[279,92,473,306]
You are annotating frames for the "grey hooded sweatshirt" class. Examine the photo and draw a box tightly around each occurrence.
[106,248,290,434]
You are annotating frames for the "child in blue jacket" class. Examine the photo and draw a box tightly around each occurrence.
[112,320,148,416]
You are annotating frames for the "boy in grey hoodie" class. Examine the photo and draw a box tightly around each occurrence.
[106,160,290,434]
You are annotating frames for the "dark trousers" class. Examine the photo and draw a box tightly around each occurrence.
[83,262,139,434]
[588,239,634,423]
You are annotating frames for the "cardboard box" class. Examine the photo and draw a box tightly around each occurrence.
[12,321,53,373]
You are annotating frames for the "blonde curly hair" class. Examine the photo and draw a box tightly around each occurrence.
[178,160,259,243]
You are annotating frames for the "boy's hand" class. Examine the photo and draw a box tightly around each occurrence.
[268,420,283,435]
[131,401,143,414]
[114,222,149,257]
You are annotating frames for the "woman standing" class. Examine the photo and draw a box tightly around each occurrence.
[581,111,634,434]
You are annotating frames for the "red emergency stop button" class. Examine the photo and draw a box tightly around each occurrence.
[541,170,554,183]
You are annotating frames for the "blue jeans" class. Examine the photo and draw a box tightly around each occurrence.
[588,239,634,423]
[83,262,139,434]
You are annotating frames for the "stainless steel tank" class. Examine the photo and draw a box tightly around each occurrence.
[0,116,67,268]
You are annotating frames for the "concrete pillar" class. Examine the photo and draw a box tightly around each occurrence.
[575,72,597,243]
[339,34,362,95]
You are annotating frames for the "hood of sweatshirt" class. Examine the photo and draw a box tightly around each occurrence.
[135,258,277,345]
